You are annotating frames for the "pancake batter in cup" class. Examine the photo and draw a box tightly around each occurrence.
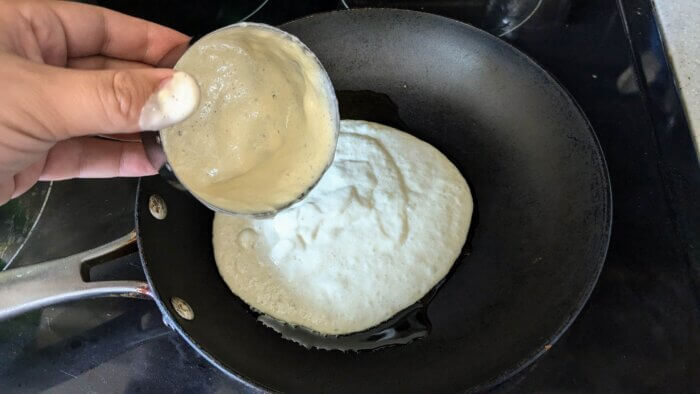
[160,24,339,215]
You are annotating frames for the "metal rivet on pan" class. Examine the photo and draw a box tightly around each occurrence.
[148,194,167,220]
[171,297,194,320]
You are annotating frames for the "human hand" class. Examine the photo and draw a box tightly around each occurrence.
[0,0,200,205]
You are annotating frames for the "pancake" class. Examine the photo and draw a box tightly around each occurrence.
[213,120,473,335]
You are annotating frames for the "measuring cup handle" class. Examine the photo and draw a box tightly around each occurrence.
[0,231,150,321]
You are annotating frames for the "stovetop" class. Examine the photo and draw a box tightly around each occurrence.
[1,0,698,392]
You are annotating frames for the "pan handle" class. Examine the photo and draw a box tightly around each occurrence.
[0,231,151,321]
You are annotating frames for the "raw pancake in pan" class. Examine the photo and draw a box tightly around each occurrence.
[213,120,473,335]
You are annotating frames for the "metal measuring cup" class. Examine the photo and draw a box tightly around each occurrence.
[142,22,340,217]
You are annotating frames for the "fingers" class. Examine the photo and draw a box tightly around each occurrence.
[11,155,46,199]
[41,66,170,135]
[1,135,154,203]
[39,137,157,181]
[67,56,151,70]
[0,177,14,206]
[46,1,189,66]
[157,41,190,68]
[96,133,142,142]
[38,65,199,136]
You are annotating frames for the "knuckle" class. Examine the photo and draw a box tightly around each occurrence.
[100,70,142,126]
[111,71,139,120]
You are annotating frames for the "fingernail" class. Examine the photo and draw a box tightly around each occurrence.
[139,71,200,130]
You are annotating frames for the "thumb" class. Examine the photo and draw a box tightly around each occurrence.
[41,67,200,138]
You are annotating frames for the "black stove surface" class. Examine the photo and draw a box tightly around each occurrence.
[1,0,698,392]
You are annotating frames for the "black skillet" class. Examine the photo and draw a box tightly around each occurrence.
[0,9,611,393]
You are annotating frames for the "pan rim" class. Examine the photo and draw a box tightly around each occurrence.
[138,8,613,393]
[135,192,273,391]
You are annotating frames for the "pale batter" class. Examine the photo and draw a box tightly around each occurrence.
[161,23,338,214]
[213,120,473,335]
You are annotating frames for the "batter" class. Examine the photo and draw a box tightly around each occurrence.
[213,120,473,335]
[161,24,339,214]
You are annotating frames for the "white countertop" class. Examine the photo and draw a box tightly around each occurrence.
[653,0,700,156]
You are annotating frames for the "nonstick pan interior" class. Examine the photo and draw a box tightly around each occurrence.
[136,9,611,393]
